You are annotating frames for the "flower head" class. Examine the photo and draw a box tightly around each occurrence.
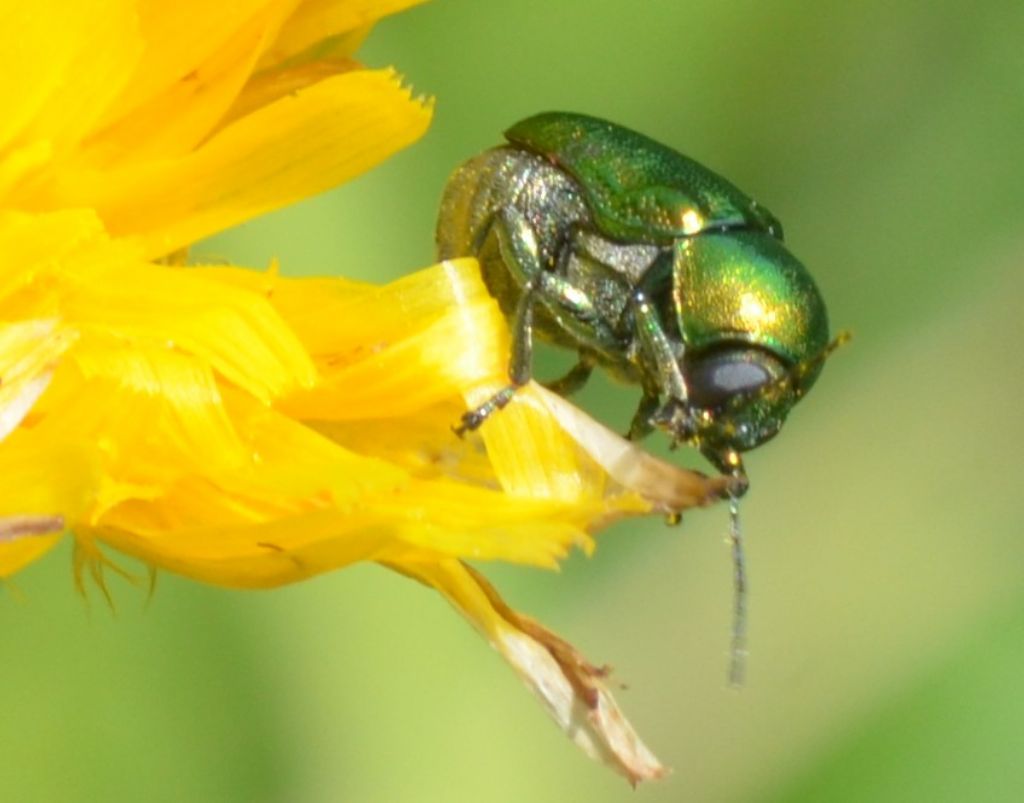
[0,0,733,782]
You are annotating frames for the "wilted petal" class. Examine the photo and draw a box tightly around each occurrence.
[402,559,668,784]
[0,515,65,543]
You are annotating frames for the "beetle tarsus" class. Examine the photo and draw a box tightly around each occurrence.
[649,397,699,443]
[454,385,519,436]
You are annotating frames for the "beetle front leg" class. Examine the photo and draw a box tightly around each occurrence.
[629,289,688,403]
[630,289,734,450]
[629,290,699,440]
[626,390,660,441]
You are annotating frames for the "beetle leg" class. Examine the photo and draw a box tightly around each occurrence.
[630,289,714,447]
[453,385,518,434]
[498,209,622,347]
[455,207,545,435]
[542,355,594,397]
[456,207,619,434]
[506,277,539,385]
[454,282,537,435]
[626,391,660,440]
[629,289,688,402]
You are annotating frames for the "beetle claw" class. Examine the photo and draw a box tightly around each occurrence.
[649,398,697,442]
[454,385,519,438]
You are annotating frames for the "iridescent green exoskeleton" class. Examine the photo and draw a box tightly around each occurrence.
[437,112,843,683]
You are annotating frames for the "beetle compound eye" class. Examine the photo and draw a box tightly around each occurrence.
[685,348,787,409]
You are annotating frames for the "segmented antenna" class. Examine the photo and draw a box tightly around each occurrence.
[727,490,748,687]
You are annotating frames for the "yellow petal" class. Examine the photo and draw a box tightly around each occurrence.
[259,0,429,68]
[96,0,294,128]
[217,57,362,132]
[0,319,76,440]
[58,257,318,404]
[0,0,141,157]
[0,531,63,579]
[0,414,99,577]
[42,68,431,257]
[0,140,53,204]
[84,5,288,164]
[280,264,506,419]
[0,208,110,303]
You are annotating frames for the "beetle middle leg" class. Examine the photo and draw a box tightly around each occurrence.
[455,206,549,435]
[454,276,539,434]
[456,207,614,435]
[542,354,594,397]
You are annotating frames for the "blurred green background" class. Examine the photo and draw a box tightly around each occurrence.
[4,1,1024,800]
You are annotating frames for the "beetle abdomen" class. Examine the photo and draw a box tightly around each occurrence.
[437,147,588,269]
[436,146,593,345]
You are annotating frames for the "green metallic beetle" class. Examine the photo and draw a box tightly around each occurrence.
[438,112,845,683]
[437,111,837,491]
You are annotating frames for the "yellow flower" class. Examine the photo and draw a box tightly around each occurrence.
[0,0,732,783]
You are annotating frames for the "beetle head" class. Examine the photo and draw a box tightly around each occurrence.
[664,229,837,464]
[655,332,848,479]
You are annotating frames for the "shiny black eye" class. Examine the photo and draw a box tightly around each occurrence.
[685,347,787,408]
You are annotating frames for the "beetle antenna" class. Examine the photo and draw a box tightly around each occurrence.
[790,330,852,395]
[727,489,748,687]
